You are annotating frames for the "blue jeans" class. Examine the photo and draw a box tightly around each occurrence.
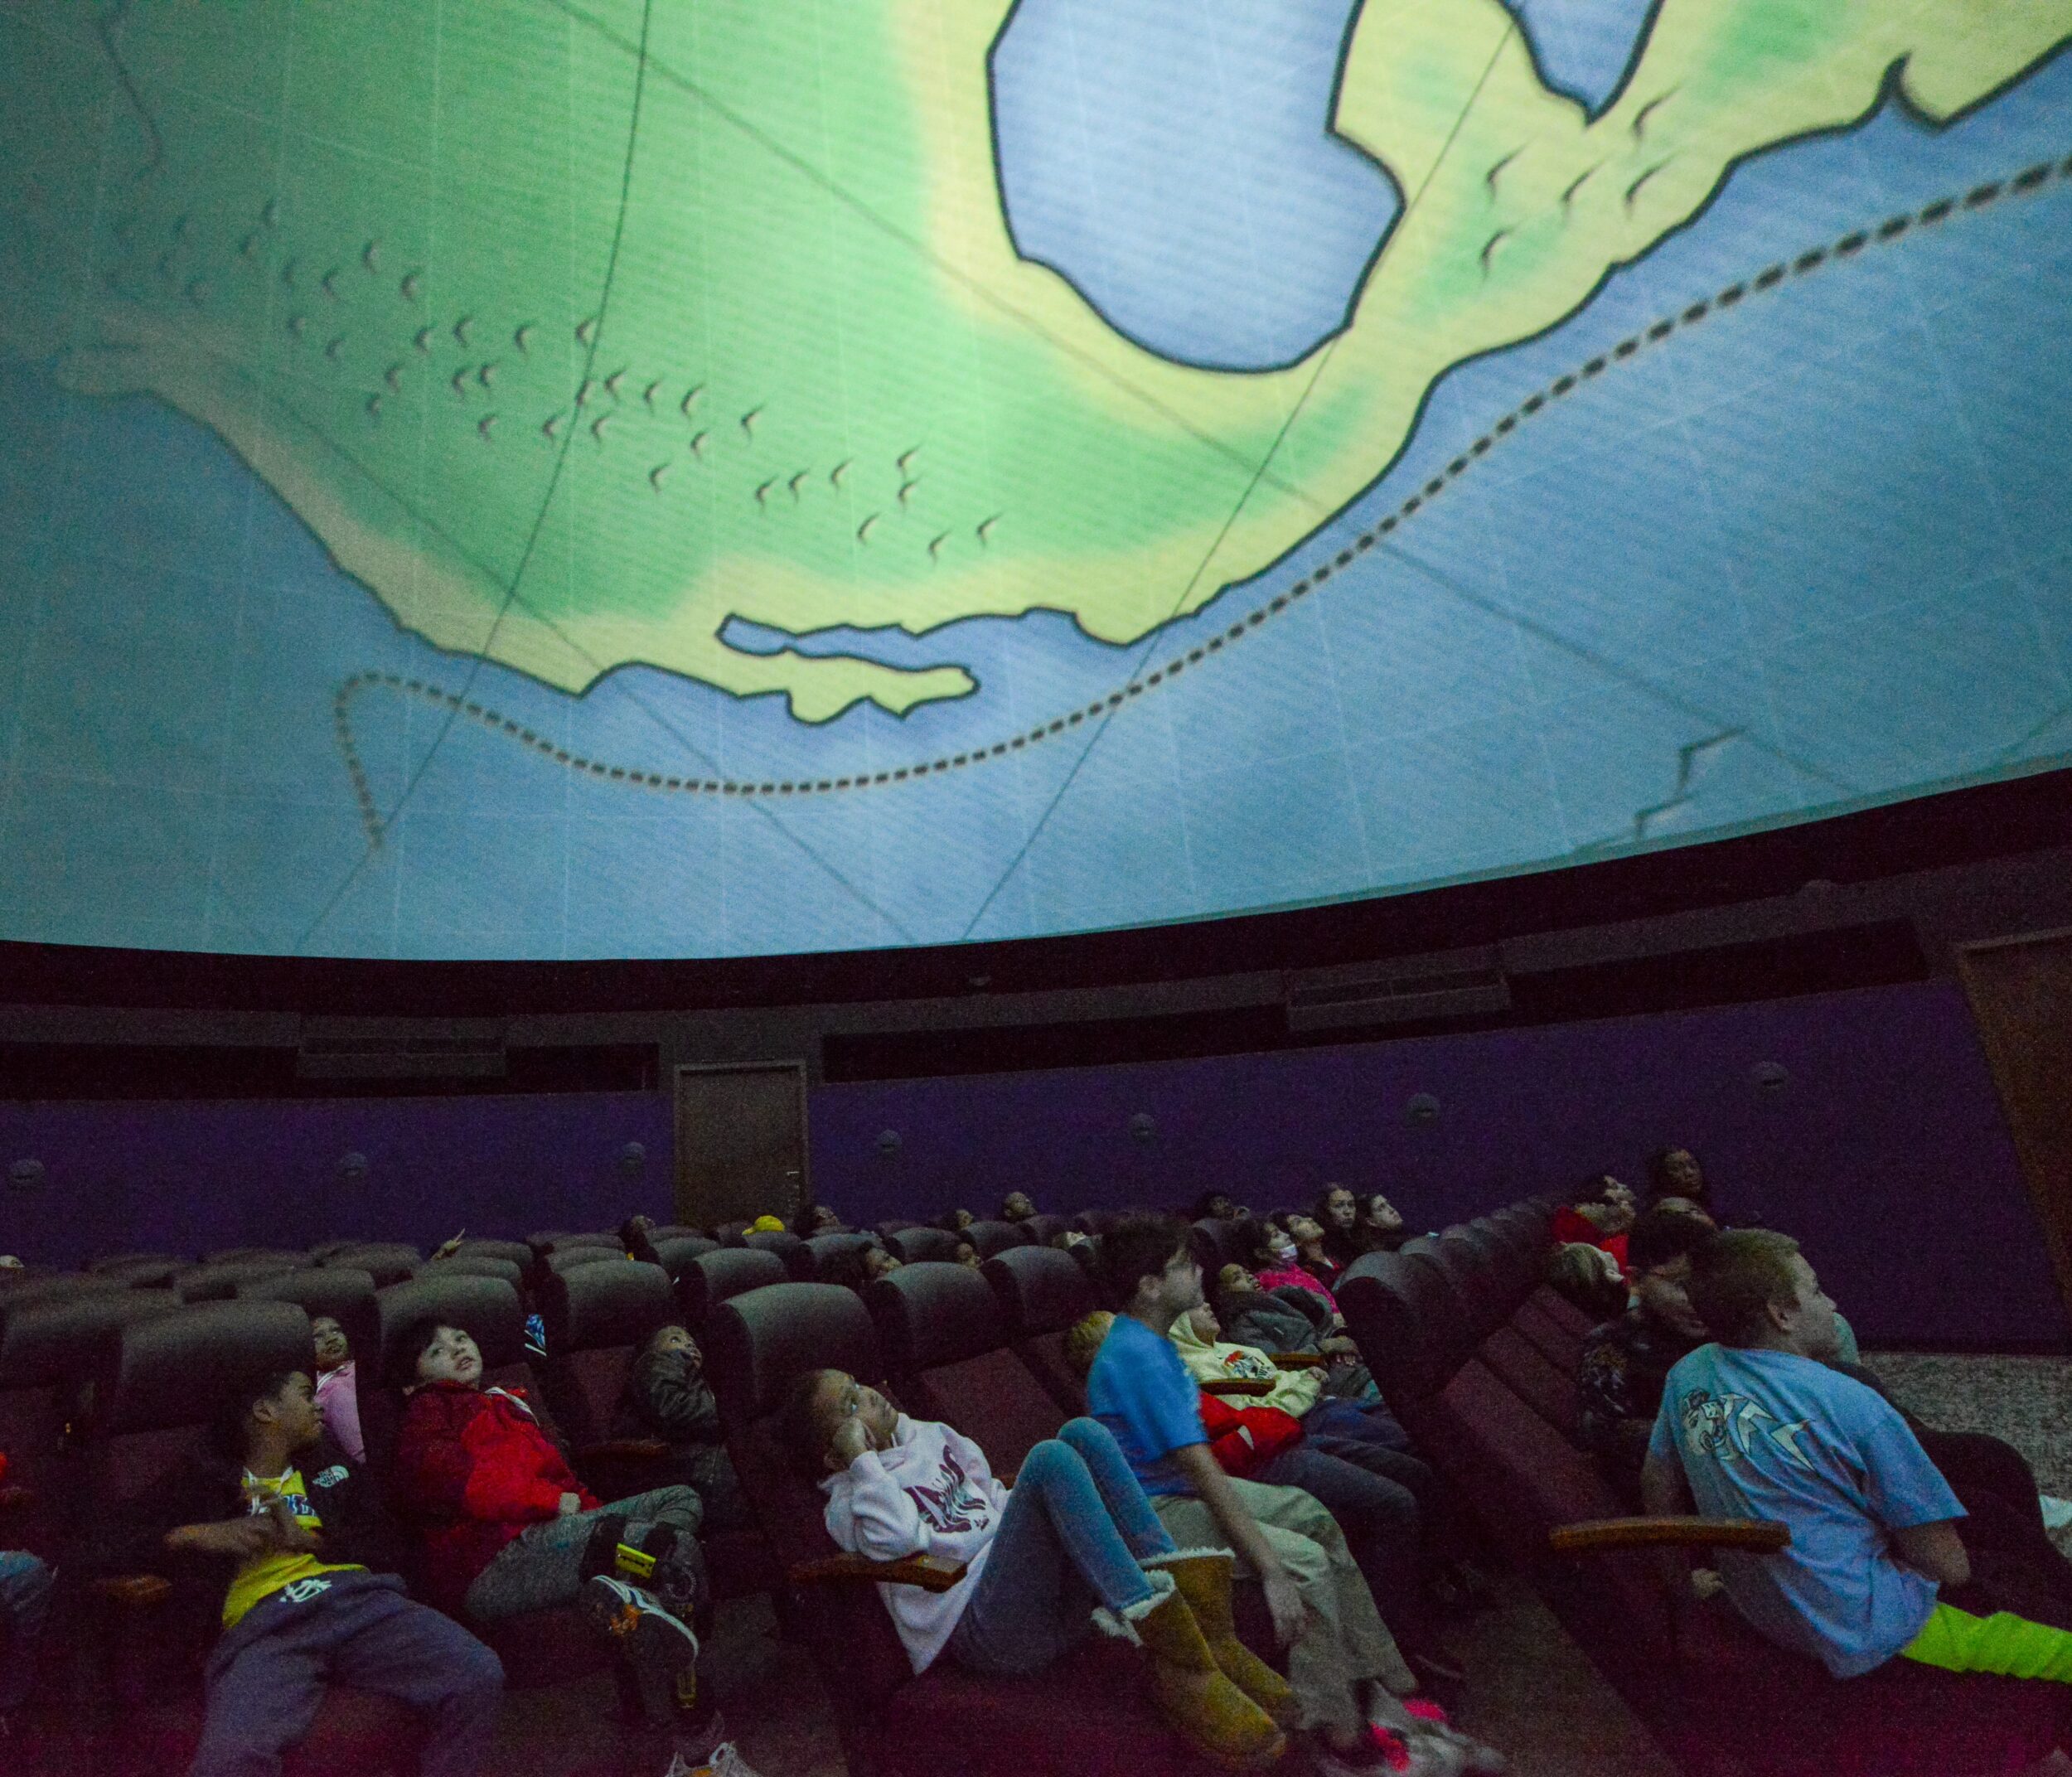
[0,1550,52,1714]
[947,1419,1175,1677]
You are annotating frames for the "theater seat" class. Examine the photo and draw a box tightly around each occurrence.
[239,1267,380,1371]
[981,1245,1099,1416]
[962,1219,1029,1261]
[320,1244,420,1288]
[366,1273,607,1693]
[172,1259,303,1303]
[421,1254,526,1290]
[868,1263,1063,1477]
[74,1300,424,1776]
[535,1260,675,1492]
[648,1234,720,1280]
[450,1238,535,1270]
[805,1231,880,1283]
[677,1247,787,1334]
[705,1281,1202,1777]
[740,1229,808,1278]
[885,1226,960,1265]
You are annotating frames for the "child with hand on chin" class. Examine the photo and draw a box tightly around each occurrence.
[785,1368,1291,1769]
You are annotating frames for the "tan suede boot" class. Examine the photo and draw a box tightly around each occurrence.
[1143,1548,1300,1729]
[1096,1577,1287,1769]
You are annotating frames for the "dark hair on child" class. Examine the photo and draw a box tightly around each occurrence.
[1096,1215,1188,1311]
[777,1368,844,1477]
[1647,1146,1711,1204]
[392,1316,466,1387]
[208,1367,307,1460]
[1189,1189,1232,1221]
[1626,1206,1716,1275]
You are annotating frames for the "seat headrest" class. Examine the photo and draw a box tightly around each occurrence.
[423,1255,526,1289]
[327,1243,423,1266]
[0,1290,184,1390]
[546,1247,622,1276]
[94,1300,315,1438]
[1019,1215,1067,1246]
[541,1260,673,1353]
[551,1234,626,1253]
[451,1239,535,1269]
[173,1260,303,1302]
[806,1232,879,1268]
[886,1227,960,1265]
[0,1275,128,1319]
[239,1268,379,1358]
[375,1274,525,1385]
[981,1245,1097,1337]
[707,1282,880,1427]
[202,1247,306,1266]
[741,1230,803,1261]
[651,1236,719,1278]
[869,1262,1005,1373]
[965,1220,1029,1259]
[680,1247,787,1325]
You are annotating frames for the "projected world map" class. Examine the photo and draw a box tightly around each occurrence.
[1,1,2068,958]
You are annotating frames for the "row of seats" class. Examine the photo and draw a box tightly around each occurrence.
[1334,1212,2059,1777]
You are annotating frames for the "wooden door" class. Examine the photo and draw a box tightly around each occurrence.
[1957,930,2072,1322]
[673,1061,810,1231]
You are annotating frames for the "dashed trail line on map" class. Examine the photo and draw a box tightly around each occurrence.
[333,153,2072,844]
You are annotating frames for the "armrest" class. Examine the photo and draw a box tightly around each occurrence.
[1271,1353,1327,1369]
[1549,1517,1790,1555]
[1201,1378,1276,1397]
[0,1484,31,1512]
[787,1552,968,1593]
[578,1438,670,1462]
[91,1574,173,1609]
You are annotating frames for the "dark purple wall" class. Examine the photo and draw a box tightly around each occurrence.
[811,981,2062,1349]
[1,981,2058,1347]
[0,1091,671,1265]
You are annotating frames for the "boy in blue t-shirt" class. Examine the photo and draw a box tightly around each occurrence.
[1645,1228,2072,1692]
[1085,1218,1494,1777]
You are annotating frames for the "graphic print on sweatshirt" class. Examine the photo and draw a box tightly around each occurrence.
[903,1445,990,1534]
[1677,1388,1816,1470]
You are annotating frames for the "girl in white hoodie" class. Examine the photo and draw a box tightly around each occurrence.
[780,1370,1290,1768]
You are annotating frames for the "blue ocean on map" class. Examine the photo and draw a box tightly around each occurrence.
[0,22,2067,958]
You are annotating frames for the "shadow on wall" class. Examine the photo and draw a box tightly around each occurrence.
[0,1092,672,1266]
[810,980,2060,1351]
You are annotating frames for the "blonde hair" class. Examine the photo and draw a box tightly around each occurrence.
[1063,1310,1115,1379]
[1687,1229,1802,1344]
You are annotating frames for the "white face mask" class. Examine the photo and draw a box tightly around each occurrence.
[1267,1237,1296,1263]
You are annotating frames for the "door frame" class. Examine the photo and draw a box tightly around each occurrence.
[671,1058,813,1228]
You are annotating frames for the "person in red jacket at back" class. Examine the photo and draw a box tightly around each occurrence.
[390,1320,757,1775]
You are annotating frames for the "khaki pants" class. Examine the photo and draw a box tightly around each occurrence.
[1152,1477,1413,1733]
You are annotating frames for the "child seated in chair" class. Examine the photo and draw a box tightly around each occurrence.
[99,1368,504,1777]
[309,1315,366,1464]
[613,1324,750,1535]
[780,1368,1287,1769]
[1644,1229,2072,1704]
[390,1320,753,1774]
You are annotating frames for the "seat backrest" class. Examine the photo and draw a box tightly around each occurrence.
[551,1233,626,1254]
[452,1238,535,1269]
[704,1284,913,1743]
[1394,1250,1479,1390]
[884,1226,959,1265]
[1337,1252,1430,1405]
[1513,1286,1592,1373]
[87,1252,181,1276]
[869,1264,1063,1477]
[0,1289,185,1557]
[78,1301,316,1651]
[649,1235,719,1280]
[804,1232,879,1284]
[239,1266,380,1371]
[964,1218,1029,1260]
[545,1247,623,1276]
[364,1275,537,1485]
[322,1243,421,1288]
[714,1218,756,1247]
[982,1245,1099,1415]
[1478,1323,1580,1437]
[740,1230,808,1278]
[422,1254,527,1290]
[0,1274,128,1313]
[1019,1213,1067,1247]
[201,1247,306,1266]
[536,1260,675,1450]
[871,1218,921,1238]
[677,1247,787,1333]
[172,1259,303,1303]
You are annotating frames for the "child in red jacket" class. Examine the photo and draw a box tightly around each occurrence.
[390,1320,753,1773]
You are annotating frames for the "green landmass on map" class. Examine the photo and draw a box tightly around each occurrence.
[1,0,2066,720]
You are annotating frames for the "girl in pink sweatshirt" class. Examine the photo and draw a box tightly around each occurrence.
[780,1371,1289,1767]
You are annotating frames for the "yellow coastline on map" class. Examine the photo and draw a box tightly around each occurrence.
[2,0,2067,720]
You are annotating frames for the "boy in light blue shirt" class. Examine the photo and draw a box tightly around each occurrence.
[1644,1228,2072,1694]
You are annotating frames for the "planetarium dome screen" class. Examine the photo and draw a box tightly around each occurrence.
[2,0,2067,960]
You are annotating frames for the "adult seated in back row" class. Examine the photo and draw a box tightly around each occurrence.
[1644,1229,2072,1703]
[1315,1187,1408,1266]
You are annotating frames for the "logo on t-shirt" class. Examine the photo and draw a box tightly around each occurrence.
[278,1577,333,1605]
[1679,1388,1815,1470]
[1221,1350,1277,1382]
[903,1446,988,1534]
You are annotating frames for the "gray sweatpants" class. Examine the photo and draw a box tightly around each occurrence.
[193,1571,502,1777]
[462,1484,705,1622]
[1151,1477,1414,1734]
